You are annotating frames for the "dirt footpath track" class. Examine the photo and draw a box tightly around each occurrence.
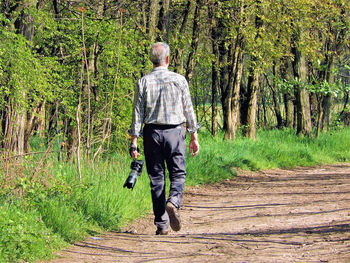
[47,164,350,263]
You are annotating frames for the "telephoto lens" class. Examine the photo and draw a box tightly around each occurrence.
[123,160,143,190]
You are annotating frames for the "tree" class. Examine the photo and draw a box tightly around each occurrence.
[208,1,219,136]
[0,1,53,154]
[313,0,350,135]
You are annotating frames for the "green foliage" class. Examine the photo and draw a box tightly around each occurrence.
[37,198,91,243]
[308,79,344,96]
[0,203,65,263]
[0,28,53,110]
[332,106,350,128]
[276,75,349,99]
[275,77,295,94]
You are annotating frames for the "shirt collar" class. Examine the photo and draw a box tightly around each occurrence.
[152,66,168,72]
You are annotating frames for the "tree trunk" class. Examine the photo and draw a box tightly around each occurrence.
[172,0,191,74]
[316,98,324,138]
[322,58,335,132]
[211,73,219,136]
[340,91,349,116]
[224,96,234,140]
[24,102,45,153]
[270,65,283,129]
[309,93,318,127]
[280,58,294,128]
[271,86,283,129]
[322,93,332,131]
[80,10,92,159]
[241,0,263,138]
[157,0,171,42]
[292,29,312,136]
[243,70,259,139]
[220,40,230,132]
[283,93,294,128]
[262,93,267,127]
[224,44,243,140]
[2,100,25,155]
[209,2,219,136]
[16,101,26,155]
[147,0,159,42]
[230,50,244,140]
[185,0,201,86]
[295,84,312,136]
[18,0,37,41]
[221,1,244,140]
[37,100,45,137]
[265,71,283,129]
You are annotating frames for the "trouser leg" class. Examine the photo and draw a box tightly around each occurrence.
[143,126,169,230]
[163,125,186,208]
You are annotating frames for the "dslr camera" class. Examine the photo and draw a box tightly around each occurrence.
[124,143,143,190]
[123,159,143,190]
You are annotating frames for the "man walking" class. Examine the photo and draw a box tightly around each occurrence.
[129,42,200,235]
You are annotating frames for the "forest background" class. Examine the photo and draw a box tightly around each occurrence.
[0,0,349,262]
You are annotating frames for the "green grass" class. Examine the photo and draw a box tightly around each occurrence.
[0,203,65,262]
[186,128,350,178]
[1,127,350,262]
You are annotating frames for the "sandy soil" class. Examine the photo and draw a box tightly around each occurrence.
[45,164,350,263]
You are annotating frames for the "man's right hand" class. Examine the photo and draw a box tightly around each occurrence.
[130,136,140,159]
[131,148,140,159]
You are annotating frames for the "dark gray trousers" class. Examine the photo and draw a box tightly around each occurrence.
[143,123,186,230]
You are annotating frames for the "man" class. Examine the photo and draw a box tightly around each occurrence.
[129,42,200,235]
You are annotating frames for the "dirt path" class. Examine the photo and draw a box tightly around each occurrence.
[47,164,350,263]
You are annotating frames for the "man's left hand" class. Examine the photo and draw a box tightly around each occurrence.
[189,138,199,157]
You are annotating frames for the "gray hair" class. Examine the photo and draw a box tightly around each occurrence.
[150,42,170,65]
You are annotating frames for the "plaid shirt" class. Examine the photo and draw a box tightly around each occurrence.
[129,66,198,137]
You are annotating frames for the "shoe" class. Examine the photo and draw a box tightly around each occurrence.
[155,228,169,235]
[166,202,181,231]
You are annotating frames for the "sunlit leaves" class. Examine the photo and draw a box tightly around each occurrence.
[0,29,53,110]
